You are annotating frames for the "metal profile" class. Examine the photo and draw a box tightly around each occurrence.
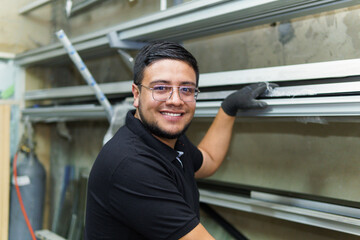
[22,104,107,122]
[21,95,360,122]
[18,0,53,15]
[25,81,132,100]
[34,77,360,100]
[199,189,360,236]
[15,0,360,66]
[69,0,106,17]
[198,58,360,88]
[24,58,360,101]
[251,191,360,219]
[195,96,360,117]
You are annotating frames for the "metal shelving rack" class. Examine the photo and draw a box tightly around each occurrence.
[22,58,360,121]
[15,0,360,66]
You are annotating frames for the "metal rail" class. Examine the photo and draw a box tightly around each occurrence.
[199,188,360,236]
[24,58,360,101]
[18,0,54,15]
[15,0,360,66]
[21,95,360,122]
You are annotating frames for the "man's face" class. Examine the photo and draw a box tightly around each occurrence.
[132,59,197,144]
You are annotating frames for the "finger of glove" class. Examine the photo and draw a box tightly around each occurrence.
[249,99,268,109]
[259,83,280,97]
[248,82,271,98]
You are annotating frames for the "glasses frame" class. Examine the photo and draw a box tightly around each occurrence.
[139,84,200,102]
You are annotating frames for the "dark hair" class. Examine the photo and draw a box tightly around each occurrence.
[133,41,199,86]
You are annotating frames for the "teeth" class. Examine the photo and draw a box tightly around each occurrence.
[162,112,181,116]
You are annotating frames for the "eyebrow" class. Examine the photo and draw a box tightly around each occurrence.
[150,80,196,86]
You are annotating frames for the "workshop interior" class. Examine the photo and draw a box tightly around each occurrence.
[2,0,360,239]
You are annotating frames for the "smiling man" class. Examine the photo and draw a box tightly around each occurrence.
[85,41,274,240]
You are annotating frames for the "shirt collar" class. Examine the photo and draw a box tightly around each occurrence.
[126,110,185,161]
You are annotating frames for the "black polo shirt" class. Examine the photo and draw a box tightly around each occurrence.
[85,110,203,240]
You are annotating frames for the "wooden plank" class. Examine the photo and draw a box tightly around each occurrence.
[34,123,51,230]
[0,105,11,240]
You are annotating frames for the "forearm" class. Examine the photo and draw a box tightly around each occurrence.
[195,83,273,178]
[196,108,235,178]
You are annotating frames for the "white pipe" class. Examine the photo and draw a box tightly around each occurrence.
[55,29,113,122]
[160,0,167,11]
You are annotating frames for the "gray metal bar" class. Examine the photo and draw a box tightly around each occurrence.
[23,57,360,101]
[24,81,132,100]
[69,0,107,17]
[19,0,53,14]
[251,191,360,219]
[199,189,360,236]
[15,0,359,66]
[198,58,360,87]
[107,31,147,50]
[25,80,360,101]
[195,96,360,117]
[22,105,108,122]
[21,95,360,122]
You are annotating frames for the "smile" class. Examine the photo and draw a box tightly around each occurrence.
[161,112,183,117]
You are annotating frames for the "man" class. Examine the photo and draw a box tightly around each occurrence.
[85,41,273,239]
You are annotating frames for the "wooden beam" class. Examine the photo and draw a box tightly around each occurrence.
[0,104,11,240]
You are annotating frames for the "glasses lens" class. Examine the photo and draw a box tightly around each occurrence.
[152,85,172,101]
[179,86,197,102]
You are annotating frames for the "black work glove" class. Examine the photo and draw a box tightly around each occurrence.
[221,82,277,116]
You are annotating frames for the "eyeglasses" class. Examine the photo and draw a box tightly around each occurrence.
[139,84,200,102]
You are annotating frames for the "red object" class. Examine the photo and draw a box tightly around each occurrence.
[13,152,36,240]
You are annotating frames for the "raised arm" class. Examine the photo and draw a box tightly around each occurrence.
[179,223,215,240]
[195,82,276,178]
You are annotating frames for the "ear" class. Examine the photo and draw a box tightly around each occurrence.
[132,83,140,108]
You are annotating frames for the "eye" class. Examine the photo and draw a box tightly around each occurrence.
[153,85,171,92]
[180,86,195,95]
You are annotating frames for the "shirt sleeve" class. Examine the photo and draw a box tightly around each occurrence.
[109,154,200,240]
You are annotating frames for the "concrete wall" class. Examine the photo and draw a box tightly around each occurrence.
[4,1,360,239]
[0,0,52,54]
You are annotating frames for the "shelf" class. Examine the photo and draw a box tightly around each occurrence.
[196,96,360,118]
[15,0,360,66]
[199,188,360,236]
[25,81,133,101]
[24,58,360,101]
[22,57,360,122]
[21,94,360,122]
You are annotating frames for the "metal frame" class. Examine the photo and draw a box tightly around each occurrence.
[251,191,360,219]
[24,58,360,100]
[15,0,360,66]
[21,95,360,122]
[24,81,133,100]
[22,104,108,122]
[22,57,360,121]
[69,0,107,17]
[199,189,360,236]
[195,96,360,117]
[18,0,54,15]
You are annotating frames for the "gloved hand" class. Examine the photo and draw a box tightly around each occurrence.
[221,82,277,116]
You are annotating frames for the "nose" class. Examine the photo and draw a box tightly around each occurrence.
[166,87,183,105]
